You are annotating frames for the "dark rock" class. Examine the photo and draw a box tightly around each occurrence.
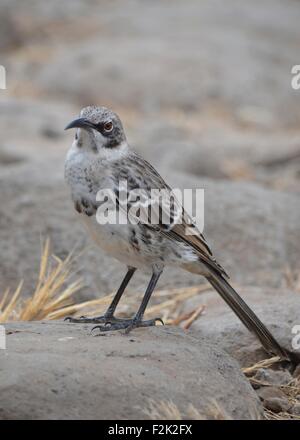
[257,386,288,401]
[263,397,291,413]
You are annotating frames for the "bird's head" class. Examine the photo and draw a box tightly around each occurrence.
[65,106,127,155]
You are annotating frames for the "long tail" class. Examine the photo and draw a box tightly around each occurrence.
[206,269,290,360]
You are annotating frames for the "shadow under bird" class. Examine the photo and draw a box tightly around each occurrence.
[64,105,292,362]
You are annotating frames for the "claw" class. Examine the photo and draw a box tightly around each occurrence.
[91,324,113,334]
[64,315,109,324]
[76,316,164,334]
[64,316,72,322]
[124,324,134,335]
[92,324,104,333]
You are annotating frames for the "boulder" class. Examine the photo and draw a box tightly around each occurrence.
[185,287,300,367]
[0,321,263,420]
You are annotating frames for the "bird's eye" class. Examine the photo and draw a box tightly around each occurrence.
[103,121,113,132]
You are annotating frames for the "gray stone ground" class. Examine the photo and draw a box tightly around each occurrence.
[0,0,300,420]
[0,322,263,420]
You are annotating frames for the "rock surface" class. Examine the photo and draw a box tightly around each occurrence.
[185,287,300,367]
[0,321,263,420]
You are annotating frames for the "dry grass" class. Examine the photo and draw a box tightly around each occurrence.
[143,399,232,420]
[283,266,300,293]
[79,283,209,327]
[136,285,208,327]
[263,377,300,420]
[242,356,282,376]
[265,411,300,420]
[242,357,300,420]
[0,239,209,329]
[143,376,300,420]
[143,359,300,420]
[0,239,111,323]
[73,283,209,328]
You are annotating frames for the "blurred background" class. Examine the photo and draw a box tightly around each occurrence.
[0,0,299,300]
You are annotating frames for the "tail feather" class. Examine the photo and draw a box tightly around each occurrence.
[207,270,289,360]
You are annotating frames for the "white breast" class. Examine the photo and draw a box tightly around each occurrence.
[80,214,154,269]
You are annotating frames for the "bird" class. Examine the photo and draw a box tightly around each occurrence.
[64,105,289,360]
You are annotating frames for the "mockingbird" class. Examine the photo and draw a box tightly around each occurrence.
[64,105,290,360]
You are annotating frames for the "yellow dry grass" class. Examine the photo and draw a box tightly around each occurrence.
[242,356,282,376]
[143,376,300,421]
[143,398,232,420]
[0,238,110,323]
[0,239,209,329]
[283,266,300,293]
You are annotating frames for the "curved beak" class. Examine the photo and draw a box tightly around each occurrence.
[64,118,95,131]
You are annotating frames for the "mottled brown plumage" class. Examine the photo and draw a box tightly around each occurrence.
[64,105,290,360]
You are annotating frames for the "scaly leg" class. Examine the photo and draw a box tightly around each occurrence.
[92,269,163,333]
[65,267,136,324]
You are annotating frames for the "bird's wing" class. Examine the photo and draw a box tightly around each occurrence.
[113,151,228,277]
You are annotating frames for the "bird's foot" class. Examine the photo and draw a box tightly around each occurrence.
[92,317,164,334]
[64,314,122,324]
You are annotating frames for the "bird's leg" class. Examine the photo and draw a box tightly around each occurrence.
[65,267,136,324]
[92,270,163,333]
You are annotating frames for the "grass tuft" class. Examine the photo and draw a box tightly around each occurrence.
[143,399,232,420]
[0,238,109,322]
[0,239,208,327]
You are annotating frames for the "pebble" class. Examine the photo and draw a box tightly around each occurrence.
[257,386,287,401]
[293,365,300,378]
[290,403,300,416]
[263,397,291,413]
[254,368,292,386]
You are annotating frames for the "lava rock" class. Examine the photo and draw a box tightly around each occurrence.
[0,321,263,420]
